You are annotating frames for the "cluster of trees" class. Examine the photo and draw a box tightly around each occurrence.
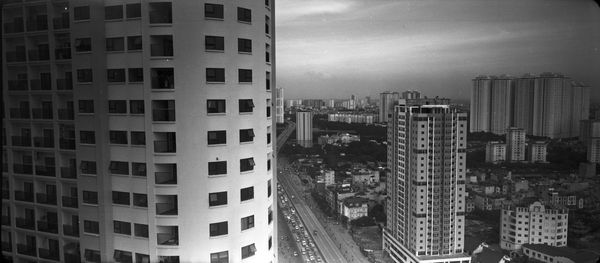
[313,119,386,141]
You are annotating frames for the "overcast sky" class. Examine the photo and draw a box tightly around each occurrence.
[275,0,600,102]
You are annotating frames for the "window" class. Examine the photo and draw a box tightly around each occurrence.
[105,5,123,20]
[126,3,141,19]
[266,100,271,117]
[267,179,272,197]
[109,100,127,113]
[238,38,252,53]
[127,36,142,51]
[136,254,150,263]
[266,71,271,90]
[241,244,256,259]
[208,161,227,176]
[265,16,270,35]
[239,69,252,83]
[114,250,132,263]
[209,221,228,237]
[207,100,226,114]
[128,68,143,82]
[240,129,255,143]
[131,162,146,177]
[241,215,254,230]
[237,7,252,23]
[131,132,146,145]
[77,69,93,82]
[150,35,173,56]
[267,159,271,171]
[152,100,175,121]
[109,131,128,144]
[82,191,98,204]
[266,43,271,63]
[106,37,125,51]
[208,131,226,145]
[112,191,130,205]
[205,4,224,19]
[73,6,90,21]
[80,131,95,144]
[241,187,254,201]
[130,100,145,114]
[240,158,255,172]
[149,2,172,24]
[107,69,126,82]
[206,68,225,82]
[85,249,101,263]
[133,193,148,207]
[209,191,227,206]
[134,224,149,238]
[80,161,97,174]
[151,68,174,89]
[205,36,224,51]
[210,251,228,263]
[109,161,129,175]
[84,220,99,234]
[239,99,254,113]
[75,38,92,52]
[114,220,131,235]
[268,206,273,224]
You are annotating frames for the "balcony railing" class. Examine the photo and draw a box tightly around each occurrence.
[57,78,73,90]
[63,224,79,237]
[154,141,176,153]
[157,233,179,246]
[28,49,50,61]
[34,137,54,148]
[155,171,177,184]
[150,44,173,57]
[152,109,175,122]
[62,196,78,208]
[156,203,178,215]
[15,217,35,229]
[14,190,34,202]
[53,15,69,30]
[36,193,57,205]
[0,241,11,252]
[17,244,37,257]
[37,220,59,233]
[6,50,26,62]
[55,47,71,60]
[10,108,30,119]
[59,138,75,150]
[60,167,77,179]
[39,248,60,261]
[35,165,56,177]
[26,16,48,31]
[3,19,24,33]
[8,80,28,90]
[30,80,52,91]
[13,163,33,174]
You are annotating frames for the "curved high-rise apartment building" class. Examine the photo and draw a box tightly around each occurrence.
[2,0,276,262]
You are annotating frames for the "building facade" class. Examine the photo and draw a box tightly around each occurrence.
[379,91,399,123]
[500,202,568,251]
[506,127,526,162]
[2,1,276,262]
[580,119,600,163]
[401,90,421,100]
[275,87,284,124]
[527,141,548,163]
[341,197,369,221]
[383,99,470,263]
[296,111,313,148]
[485,142,506,163]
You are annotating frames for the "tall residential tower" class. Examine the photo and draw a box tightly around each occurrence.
[379,91,399,123]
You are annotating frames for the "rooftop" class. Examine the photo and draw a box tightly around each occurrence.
[523,244,600,263]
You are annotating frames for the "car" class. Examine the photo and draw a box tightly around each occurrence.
[293,251,298,256]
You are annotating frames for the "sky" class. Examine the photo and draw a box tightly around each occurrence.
[275,0,600,102]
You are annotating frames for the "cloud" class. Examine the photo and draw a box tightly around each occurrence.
[277,0,356,23]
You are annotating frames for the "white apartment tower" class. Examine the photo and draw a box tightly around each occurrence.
[500,201,569,251]
[527,141,548,163]
[383,99,470,263]
[275,87,284,124]
[2,1,276,263]
[380,91,400,123]
[296,111,313,148]
[506,127,526,162]
[485,142,506,164]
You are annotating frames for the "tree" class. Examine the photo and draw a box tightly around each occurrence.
[350,216,376,227]
[369,204,386,222]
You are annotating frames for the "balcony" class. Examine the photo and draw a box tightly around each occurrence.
[55,47,71,60]
[154,140,176,153]
[60,167,77,179]
[63,224,79,237]
[3,18,24,33]
[6,50,26,62]
[59,138,75,150]
[57,109,74,120]
[28,48,50,61]
[155,171,177,185]
[26,15,48,31]
[53,14,69,30]
[62,196,78,208]
[157,229,179,246]
[36,193,57,205]
[57,78,73,90]
[39,247,60,261]
[35,165,56,177]
[8,80,28,90]
[1,241,11,252]
[30,80,52,91]
[15,190,34,202]
[13,163,33,174]
[34,137,54,148]
[152,109,175,122]
[17,244,37,257]
[32,109,53,119]
[1,215,10,225]
[156,197,178,215]
[15,217,35,229]
[150,35,173,57]
[10,108,30,119]
[37,220,59,234]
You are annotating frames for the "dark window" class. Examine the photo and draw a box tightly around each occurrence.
[85,249,101,263]
[109,131,128,144]
[82,191,98,204]
[131,132,146,145]
[109,161,129,175]
[151,68,174,89]
[240,158,255,172]
[131,162,146,177]
[205,4,224,19]
[268,207,273,223]
[77,69,92,82]
[112,191,130,205]
[239,99,254,113]
[239,69,252,83]
[128,68,143,82]
[210,251,228,263]
[206,68,225,82]
[267,132,272,144]
[208,131,226,145]
[269,236,272,249]
[107,69,126,82]
[136,254,150,263]
[127,36,142,51]
[152,100,175,121]
[74,6,90,21]
[265,0,270,8]
[241,244,256,259]
[84,220,99,234]
[266,105,271,117]
[75,38,92,52]
[78,100,94,113]
[209,221,228,237]
[237,7,252,23]
[266,44,271,63]
[109,100,127,113]
[240,187,254,201]
[114,220,131,235]
[150,35,173,56]
[106,37,125,51]
[209,191,227,206]
[80,161,97,174]
[114,250,132,263]
[267,159,271,171]
[207,100,226,114]
[241,215,254,230]
[208,161,227,176]
[130,100,145,114]
[105,5,123,20]
[266,71,271,90]
[133,193,147,207]
[267,179,272,197]
[240,129,255,143]
[265,16,270,35]
[126,3,141,19]
[238,38,252,53]
[134,224,149,238]
[80,131,95,144]
[149,2,172,24]
[205,36,224,51]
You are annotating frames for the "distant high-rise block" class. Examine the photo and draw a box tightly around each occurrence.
[527,141,548,163]
[580,119,600,163]
[276,87,284,123]
[506,127,526,162]
[401,90,421,100]
[296,111,313,147]
[383,98,470,263]
[486,141,507,163]
[2,1,276,262]
[379,91,400,123]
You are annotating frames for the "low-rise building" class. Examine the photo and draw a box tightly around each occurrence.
[522,244,600,263]
[341,197,369,220]
[473,193,506,211]
[528,141,548,163]
[351,169,380,185]
[486,141,507,163]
